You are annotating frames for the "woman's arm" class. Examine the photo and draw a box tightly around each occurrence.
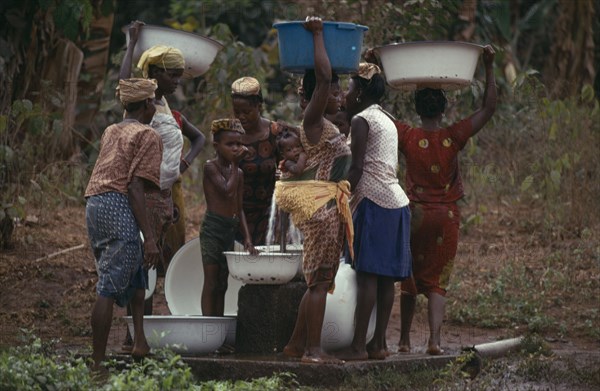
[127,176,159,269]
[468,45,497,135]
[179,114,206,173]
[119,21,144,80]
[303,16,331,145]
[347,116,369,190]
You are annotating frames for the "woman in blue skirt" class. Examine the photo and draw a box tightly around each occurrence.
[339,63,412,360]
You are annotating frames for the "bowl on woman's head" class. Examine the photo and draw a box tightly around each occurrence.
[273,21,368,74]
[123,24,223,78]
[375,41,484,90]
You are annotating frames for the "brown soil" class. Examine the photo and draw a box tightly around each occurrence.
[0,199,597,358]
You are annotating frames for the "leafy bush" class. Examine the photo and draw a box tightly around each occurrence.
[0,334,94,390]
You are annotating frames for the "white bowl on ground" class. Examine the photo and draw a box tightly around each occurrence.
[375,41,483,90]
[122,24,223,78]
[224,250,302,285]
[124,315,234,354]
[165,239,242,344]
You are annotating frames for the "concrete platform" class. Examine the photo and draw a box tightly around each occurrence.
[173,352,457,387]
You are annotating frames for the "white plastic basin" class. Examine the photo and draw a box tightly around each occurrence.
[375,41,483,90]
[124,315,234,354]
[165,239,242,345]
[321,262,376,352]
[255,244,304,279]
[123,24,223,78]
[144,267,156,300]
[224,250,302,285]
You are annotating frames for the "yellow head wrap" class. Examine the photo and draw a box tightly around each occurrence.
[231,76,261,96]
[211,118,245,135]
[355,62,381,80]
[116,78,157,105]
[137,45,185,78]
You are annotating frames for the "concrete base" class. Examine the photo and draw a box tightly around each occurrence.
[182,352,457,387]
[235,281,307,354]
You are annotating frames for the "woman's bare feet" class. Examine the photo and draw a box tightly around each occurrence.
[398,343,411,353]
[366,340,388,360]
[301,352,345,365]
[131,341,151,360]
[335,346,369,361]
[426,341,444,355]
[283,344,304,358]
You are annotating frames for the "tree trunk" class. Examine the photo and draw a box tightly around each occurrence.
[544,0,596,98]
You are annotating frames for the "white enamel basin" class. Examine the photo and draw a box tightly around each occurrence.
[375,41,483,90]
[124,315,234,354]
[123,24,223,78]
[224,250,302,285]
[165,239,241,345]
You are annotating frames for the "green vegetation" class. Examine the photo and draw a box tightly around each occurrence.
[3,333,597,390]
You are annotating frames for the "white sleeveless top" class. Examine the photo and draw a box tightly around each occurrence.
[151,98,184,190]
[350,104,409,210]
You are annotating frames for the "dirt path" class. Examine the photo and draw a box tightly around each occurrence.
[0,204,596,359]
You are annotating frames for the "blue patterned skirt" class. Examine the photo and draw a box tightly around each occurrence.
[86,192,147,307]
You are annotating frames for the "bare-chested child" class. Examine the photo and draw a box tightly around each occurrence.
[277,128,307,179]
[200,119,258,316]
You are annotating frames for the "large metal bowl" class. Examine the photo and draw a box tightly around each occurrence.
[375,41,483,90]
[123,24,223,78]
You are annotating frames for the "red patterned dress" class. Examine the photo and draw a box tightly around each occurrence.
[396,118,474,296]
[238,122,283,245]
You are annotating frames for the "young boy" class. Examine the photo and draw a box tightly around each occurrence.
[277,128,307,179]
[200,118,258,316]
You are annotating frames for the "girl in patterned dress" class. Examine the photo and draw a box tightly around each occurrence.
[394,45,497,355]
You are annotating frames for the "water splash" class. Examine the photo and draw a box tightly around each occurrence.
[265,194,303,248]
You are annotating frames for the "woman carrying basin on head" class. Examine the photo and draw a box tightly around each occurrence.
[119,21,207,351]
[275,16,353,365]
[385,45,497,355]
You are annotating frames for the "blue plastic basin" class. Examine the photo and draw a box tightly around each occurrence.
[273,21,369,74]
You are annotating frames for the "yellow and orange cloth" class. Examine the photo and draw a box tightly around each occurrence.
[274,179,354,260]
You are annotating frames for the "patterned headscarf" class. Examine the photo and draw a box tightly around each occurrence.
[116,78,157,105]
[355,62,381,80]
[231,76,261,96]
[137,45,185,78]
[211,118,245,135]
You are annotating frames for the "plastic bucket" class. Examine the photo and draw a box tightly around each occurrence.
[273,21,368,74]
